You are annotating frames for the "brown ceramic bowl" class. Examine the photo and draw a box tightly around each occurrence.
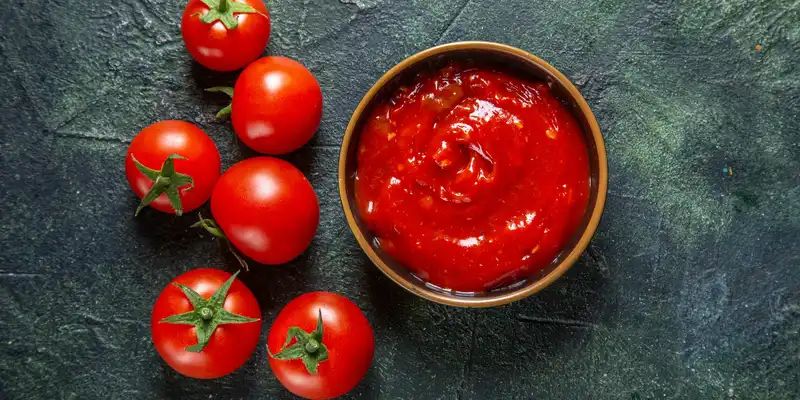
[338,41,608,307]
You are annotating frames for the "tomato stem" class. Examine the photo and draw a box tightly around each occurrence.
[305,339,319,353]
[200,307,214,321]
[191,213,250,271]
[205,87,234,120]
[217,0,229,13]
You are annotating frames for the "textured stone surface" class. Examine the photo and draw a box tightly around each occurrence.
[1,0,798,398]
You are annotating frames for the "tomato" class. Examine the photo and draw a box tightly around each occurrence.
[268,292,374,399]
[209,157,319,264]
[125,120,220,216]
[231,56,323,154]
[181,0,271,72]
[151,269,261,379]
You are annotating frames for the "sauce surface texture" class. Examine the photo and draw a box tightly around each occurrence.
[355,65,591,292]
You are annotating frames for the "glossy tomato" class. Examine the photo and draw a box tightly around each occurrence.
[268,292,374,399]
[181,0,271,72]
[231,56,323,154]
[210,157,319,264]
[125,120,220,216]
[151,269,261,379]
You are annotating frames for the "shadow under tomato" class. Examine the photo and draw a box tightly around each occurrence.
[232,247,315,315]
[349,361,382,399]
[189,59,240,94]
[277,145,317,179]
[234,137,263,160]
[131,200,215,255]
[132,191,314,306]
[231,138,318,178]
[154,359,255,399]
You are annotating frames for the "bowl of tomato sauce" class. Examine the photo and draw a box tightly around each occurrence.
[339,42,607,307]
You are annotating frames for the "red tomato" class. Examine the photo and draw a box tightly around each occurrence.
[181,0,271,72]
[125,120,220,216]
[210,157,319,264]
[151,269,262,379]
[231,56,323,154]
[268,292,375,399]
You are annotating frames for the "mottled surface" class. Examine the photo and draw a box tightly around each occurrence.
[1,0,798,398]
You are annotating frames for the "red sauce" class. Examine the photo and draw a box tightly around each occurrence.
[355,64,590,292]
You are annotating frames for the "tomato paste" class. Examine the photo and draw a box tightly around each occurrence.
[355,64,590,292]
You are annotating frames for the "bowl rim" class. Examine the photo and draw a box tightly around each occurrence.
[338,41,608,307]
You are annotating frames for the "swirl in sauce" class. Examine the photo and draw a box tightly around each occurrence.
[355,64,590,292]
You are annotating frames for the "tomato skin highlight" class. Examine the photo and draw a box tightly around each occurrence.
[151,268,262,379]
[210,157,320,265]
[268,292,375,400]
[181,0,271,72]
[125,120,220,215]
[231,56,323,154]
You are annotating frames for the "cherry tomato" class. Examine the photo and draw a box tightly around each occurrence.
[181,0,271,72]
[125,120,220,216]
[151,269,261,379]
[231,56,323,154]
[210,157,319,264]
[267,292,374,399]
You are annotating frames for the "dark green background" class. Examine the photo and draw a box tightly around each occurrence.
[1,0,798,398]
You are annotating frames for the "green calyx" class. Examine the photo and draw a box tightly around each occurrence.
[159,271,259,353]
[191,213,250,271]
[191,213,227,239]
[196,0,268,30]
[268,310,329,374]
[131,153,193,217]
[205,87,234,120]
